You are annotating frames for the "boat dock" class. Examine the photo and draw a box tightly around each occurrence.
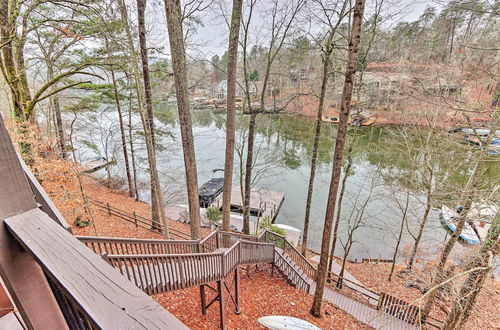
[211,185,285,222]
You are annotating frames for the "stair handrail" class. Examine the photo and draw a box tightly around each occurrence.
[274,250,310,292]
[326,270,380,301]
[263,230,317,280]
[239,240,275,264]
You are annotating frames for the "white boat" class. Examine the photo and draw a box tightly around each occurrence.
[274,224,301,246]
[461,128,500,136]
[439,205,480,245]
[258,316,321,330]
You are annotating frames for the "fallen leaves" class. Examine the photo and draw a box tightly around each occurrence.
[154,268,370,330]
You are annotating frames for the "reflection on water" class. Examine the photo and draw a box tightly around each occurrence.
[74,105,499,261]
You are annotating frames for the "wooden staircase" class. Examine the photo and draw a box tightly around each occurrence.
[79,230,419,329]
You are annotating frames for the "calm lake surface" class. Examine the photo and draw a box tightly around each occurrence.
[74,105,499,261]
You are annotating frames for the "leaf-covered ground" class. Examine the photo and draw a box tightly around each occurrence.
[154,267,369,330]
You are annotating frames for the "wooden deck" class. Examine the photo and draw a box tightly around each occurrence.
[212,185,285,221]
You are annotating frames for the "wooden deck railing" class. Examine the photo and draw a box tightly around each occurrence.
[107,252,225,295]
[89,198,191,240]
[45,275,97,329]
[104,238,279,296]
[5,208,187,329]
[240,240,275,264]
[222,242,240,275]
[91,232,286,296]
[262,231,317,280]
[77,236,200,255]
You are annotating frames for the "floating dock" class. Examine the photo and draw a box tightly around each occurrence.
[212,185,284,222]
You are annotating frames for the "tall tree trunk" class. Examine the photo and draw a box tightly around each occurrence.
[127,84,140,200]
[302,31,334,255]
[310,0,365,317]
[0,2,27,121]
[137,0,161,226]
[164,0,201,239]
[421,132,494,319]
[443,215,499,329]
[328,136,355,271]
[47,65,66,158]
[221,0,243,231]
[109,65,134,198]
[118,0,167,235]
[407,180,433,270]
[242,112,256,234]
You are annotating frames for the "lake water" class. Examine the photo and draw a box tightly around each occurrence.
[73,105,498,261]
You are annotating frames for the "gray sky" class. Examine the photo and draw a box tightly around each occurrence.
[147,0,439,58]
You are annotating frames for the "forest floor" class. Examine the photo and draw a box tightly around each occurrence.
[35,157,370,329]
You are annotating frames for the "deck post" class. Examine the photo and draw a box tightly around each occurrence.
[133,212,138,227]
[234,268,240,314]
[106,203,111,215]
[200,284,207,315]
[217,280,225,330]
[271,247,275,276]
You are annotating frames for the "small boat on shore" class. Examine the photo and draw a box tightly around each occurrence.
[461,128,500,136]
[439,205,480,245]
[258,316,320,330]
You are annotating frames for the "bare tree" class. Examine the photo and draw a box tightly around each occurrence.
[310,0,365,317]
[302,0,350,256]
[241,0,306,233]
[118,0,169,237]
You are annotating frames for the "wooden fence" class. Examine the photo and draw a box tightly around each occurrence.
[89,198,191,240]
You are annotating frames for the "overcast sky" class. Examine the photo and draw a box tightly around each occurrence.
[145,0,439,59]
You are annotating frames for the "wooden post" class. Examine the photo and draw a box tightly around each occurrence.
[200,284,207,315]
[217,280,225,330]
[234,268,240,314]
[100,252,110,264]
[271,247,275,276]
[377,293,384,310]
[106,203,111,215]
[133,212,138,227]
